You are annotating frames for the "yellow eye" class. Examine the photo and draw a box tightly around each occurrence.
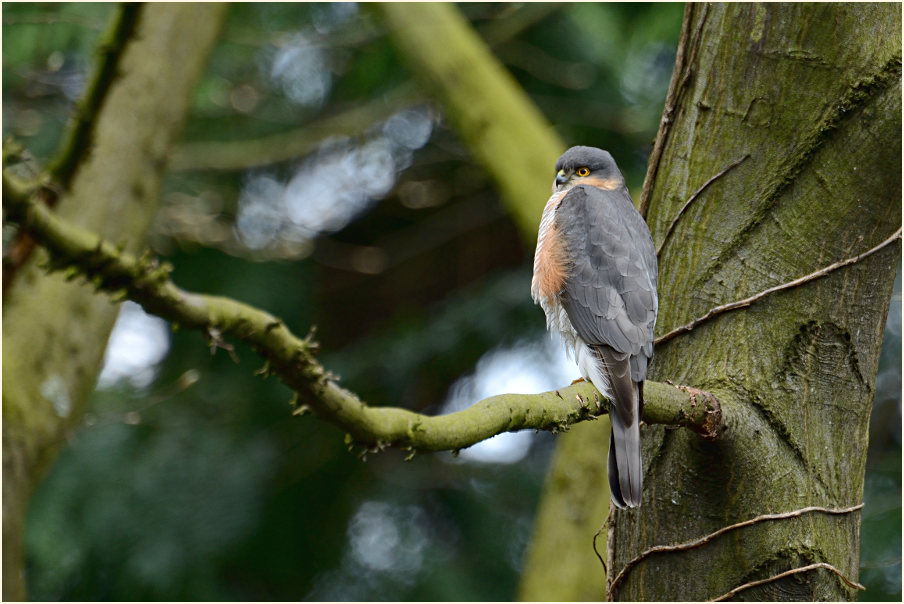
[576,167,590,177]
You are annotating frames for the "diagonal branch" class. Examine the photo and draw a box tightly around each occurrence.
[655,227,902,346]
[3,171,724,453]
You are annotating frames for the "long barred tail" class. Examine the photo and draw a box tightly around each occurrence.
[598,346,643,508]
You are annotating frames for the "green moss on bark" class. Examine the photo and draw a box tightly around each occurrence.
[612,4,901,600]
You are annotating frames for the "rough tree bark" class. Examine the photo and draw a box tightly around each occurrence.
[1,5,226,600]
[610,4,900,600]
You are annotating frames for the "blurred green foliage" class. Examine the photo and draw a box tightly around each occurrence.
[4,2,899,600]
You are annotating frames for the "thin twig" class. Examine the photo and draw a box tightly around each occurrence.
[709,561,865,601]
[592,524,607,575]
[678,6,707,92]
[639,3,709,218]
[657,154,750,257]
[655,228,902,346]
[607,503,864,597]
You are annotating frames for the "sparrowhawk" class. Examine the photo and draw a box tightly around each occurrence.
[532,146,658,508]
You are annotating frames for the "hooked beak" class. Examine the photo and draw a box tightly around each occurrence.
[555,170,569,188]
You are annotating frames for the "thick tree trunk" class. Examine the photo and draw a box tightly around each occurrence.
[1,5,226,599]
[610,3,901,600]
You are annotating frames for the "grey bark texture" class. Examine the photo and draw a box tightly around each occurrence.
[609,3,901,600]
[2,5,226,599]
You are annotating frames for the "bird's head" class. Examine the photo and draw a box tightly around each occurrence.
[552,146,624,193]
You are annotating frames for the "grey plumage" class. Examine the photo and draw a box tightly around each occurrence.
[533,146,657,508]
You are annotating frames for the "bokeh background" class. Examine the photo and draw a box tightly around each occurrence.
[3,3,900,600]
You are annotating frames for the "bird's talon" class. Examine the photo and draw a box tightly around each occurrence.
[571,377,586,385]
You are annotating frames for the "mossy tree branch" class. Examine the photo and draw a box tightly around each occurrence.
[3,174,724,453]
[46,3,143,189]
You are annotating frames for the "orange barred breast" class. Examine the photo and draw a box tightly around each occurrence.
[531,190,571,303]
